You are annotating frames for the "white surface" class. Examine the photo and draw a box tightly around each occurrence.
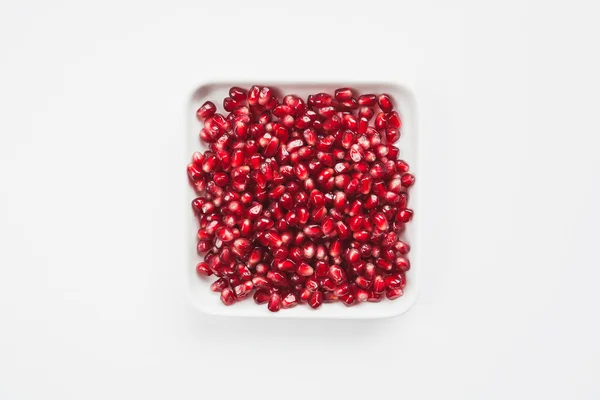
[187,82,420,318]
[1,0,599,398]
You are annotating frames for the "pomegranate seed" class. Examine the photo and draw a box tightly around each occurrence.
[395,256,411,272]
[229,87,247,101]
[254,289,270,304]
[396,209,414,223]
[299,288,312,302]
[373,275,386,293]
[358,106,375,120]
[196,262,212,276]
[373,212,389,231]
[386,288,403,300]
[320,277,336,292]
[323,115,341,131]
[349,144,364,162]
[248,85,260,106]
[305,277,319,292]
[252,275,270,289]
[375,112,387,131]
[304,225,321,238]
[376,259,392,271]
[385,274,403,290]
[297,262,314,277]
[282,292,299,308]
[340,292,357,306]
[355,288,369,302]
[264,230,283,247]
[308,291,323,309]
[328,265,346,285]
[386,111,402,129]
[378,94,393,112]
[367,292,383,302]
[395,241,411,254]
[220,287,235,305]
[197,101,216,119]
[268,293,281,312]
[267,271,287,286]
[334,88,353,101]
[313,93,332,107]
[223,97,242,112]
[340,98,358,110]
[234,280,254,298]
[334,282,350,297]
[323,292,338,303]
[401,173,415,188]
[355,276,371,289]
[211,278,228,292]
[358,94,377,106]
[216,227,234,242]
[357,117,369,134]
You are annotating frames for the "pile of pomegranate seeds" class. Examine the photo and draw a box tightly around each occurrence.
[188,86,415,312]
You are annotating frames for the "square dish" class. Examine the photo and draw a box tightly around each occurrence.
[186,82,419,318]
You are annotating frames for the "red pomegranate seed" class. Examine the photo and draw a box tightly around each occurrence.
[248,85,260,106]
[215,227,234,242]
[268,293,281,312]
[196,262,212,276]
[229,87,247,101]
[340,98,358,110]
[296,262,314,277]
[401,173,415,188]
[396,209,414,223]
[357,117,369,134]
[334,282,350,297]
[267,271,287,286]
[378,94,393,112]
[282,292,299,308]
[385,274,402,290]
[373,212,389,231]
[328,265,346,285]
[395,256,410,272]
[220,287,235,305]
[375,112,387,131]
[323,292,338,303]
[320,277,336,292]
[223,97,241,112]
[340,292,356,306]
[358,106,374,120]
[211,278,228,292]
[386,111,401,129]
[234,280,254,298]
[373,275,386,293]
[304,225,321,238]
[386,288,403,300]
[367,292,382,302]
[355,288,369,302]
[353,276,371,291]
[308,291,323,309]
[349,144,364,162]
[342,114,358,130]
[197,101,216,119]
[334,87,353,101]
[395,241,410,254]
[358,94,377,106]
[253,289,270,304]
[305,277,319,292]
[313,93,332,107]
[323,115,341,131]
[299,288,312,302]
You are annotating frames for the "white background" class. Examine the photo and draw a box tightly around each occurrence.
[1,0,599,398]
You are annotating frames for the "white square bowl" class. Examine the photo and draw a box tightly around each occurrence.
[186,82,419,318]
